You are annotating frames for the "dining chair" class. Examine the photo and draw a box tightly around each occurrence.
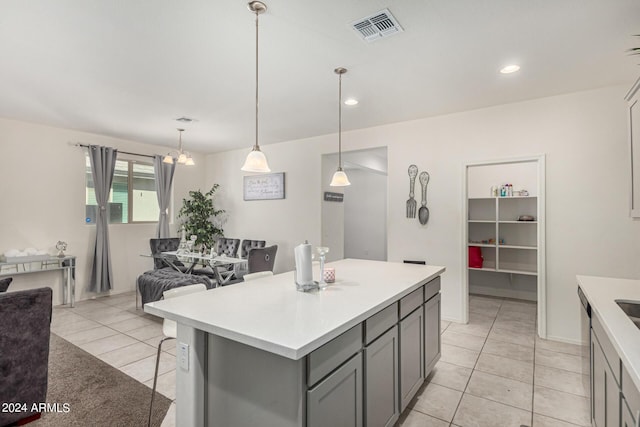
[247,245,278,274]
[148,283,207,427]
[215,238,240,258]
[240,239,266,259]
[149,238,188,272]
[243,271,273,281]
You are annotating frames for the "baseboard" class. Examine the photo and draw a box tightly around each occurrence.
[469,285,537,302]
[543,334,583,346]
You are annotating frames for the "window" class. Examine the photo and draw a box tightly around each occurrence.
[85,156,160,224]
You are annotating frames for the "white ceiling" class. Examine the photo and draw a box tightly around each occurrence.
[1,1,639,154]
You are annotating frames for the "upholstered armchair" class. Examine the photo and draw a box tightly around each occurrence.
[0,287,52,426]
[0,277,12,292]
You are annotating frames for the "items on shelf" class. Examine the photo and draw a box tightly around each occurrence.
[468,246,483,268]
[469,238,505,245]
[490,184,530,197]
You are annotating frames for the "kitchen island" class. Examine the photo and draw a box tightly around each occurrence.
[145,258,445,427]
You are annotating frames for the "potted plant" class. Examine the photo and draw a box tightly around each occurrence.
[178,184,225,250]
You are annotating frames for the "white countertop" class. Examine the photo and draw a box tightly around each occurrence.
[145,259,445,360]
[577,275,640,391]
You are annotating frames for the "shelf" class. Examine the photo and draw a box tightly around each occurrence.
[499,245,537,250]
[498,220,537,224]
[469,267,538,276]
[468,243,496,248]
[469,196,537,200]
[469,267,497,273]
[468,220,495,223]
[496,268,537,276]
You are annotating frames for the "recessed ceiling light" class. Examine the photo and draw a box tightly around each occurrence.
[500,65,520,74]
[344,98,359,106]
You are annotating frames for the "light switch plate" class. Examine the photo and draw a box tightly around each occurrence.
[179,342,189,371]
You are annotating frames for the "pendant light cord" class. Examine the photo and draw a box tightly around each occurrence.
[338,71,342,169]
[254,9,260,150]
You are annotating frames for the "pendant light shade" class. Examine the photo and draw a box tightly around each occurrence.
[241,1,271,173]
[330,67,350,187]
[330,169,351,186]
[164,128,195,166]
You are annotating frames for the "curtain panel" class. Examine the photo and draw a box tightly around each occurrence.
[153,155,175,238]
[88,145,117,293]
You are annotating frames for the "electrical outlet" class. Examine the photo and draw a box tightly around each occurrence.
[179,342,189,371]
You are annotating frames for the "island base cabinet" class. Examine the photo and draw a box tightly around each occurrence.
[424,294,441,374]
[622,399,637,427]
[364,326,399,427]
[307,352,363,427]
[592,330,620,427]
[399,308,424,411]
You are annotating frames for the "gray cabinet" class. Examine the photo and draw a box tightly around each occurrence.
[622,399,636,427]
[424,293,441,374]
[592,330,607,427]
[399,307,424,411]
[592,327,620,427]
[364,326,399,427]
[307,352,363,427]
[623,365,640,427]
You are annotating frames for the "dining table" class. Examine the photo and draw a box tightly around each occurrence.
[151,251,248,286]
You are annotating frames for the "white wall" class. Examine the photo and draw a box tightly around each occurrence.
[0,118,206,304]
[206,85,640,343]
[344,168,387,261]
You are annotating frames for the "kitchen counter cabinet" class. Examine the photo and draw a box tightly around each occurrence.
[147,259,445,427]
[577,275,640,427]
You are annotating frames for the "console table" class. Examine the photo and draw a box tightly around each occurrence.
[0,255,76,307]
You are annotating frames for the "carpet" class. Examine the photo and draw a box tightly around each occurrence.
[32,333,172,427]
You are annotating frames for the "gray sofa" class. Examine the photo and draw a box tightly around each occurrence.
[0,287,52,426]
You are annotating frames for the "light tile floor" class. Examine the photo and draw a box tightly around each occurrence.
[51,291,178,427]
[400,294,590,427]
[51,292,589,427]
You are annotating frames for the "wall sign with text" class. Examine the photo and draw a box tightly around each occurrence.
[324,192,344,202]
[243,173,285,201]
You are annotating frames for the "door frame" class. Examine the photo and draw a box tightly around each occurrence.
[461,154,546,338]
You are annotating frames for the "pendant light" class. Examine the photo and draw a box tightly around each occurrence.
[163,128,195,166]
[330,67,351,186]
[241,1,271,173]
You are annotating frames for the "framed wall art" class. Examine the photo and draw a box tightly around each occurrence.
[243,172,285,201]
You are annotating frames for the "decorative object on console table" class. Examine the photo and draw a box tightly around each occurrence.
[178,185,225,250]
[243,172,285,200]
[56,240,67,257]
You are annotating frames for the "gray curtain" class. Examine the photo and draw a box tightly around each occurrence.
[88,145,117,293]
[154,155,175,238]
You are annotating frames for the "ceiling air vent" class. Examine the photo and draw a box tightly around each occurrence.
[351,9,404,42]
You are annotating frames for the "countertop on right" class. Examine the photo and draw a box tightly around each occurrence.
[577,275,640,392]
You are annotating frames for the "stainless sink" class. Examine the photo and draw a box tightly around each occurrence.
[615,300,640,329]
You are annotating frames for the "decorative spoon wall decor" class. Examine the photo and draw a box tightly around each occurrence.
[418,171,430,225]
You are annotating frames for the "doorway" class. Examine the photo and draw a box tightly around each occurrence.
[462,155,546,337]
[321,147,388,262]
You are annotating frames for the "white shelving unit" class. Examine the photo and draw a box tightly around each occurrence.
[462,155,546,337]
[468,196,538,275]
